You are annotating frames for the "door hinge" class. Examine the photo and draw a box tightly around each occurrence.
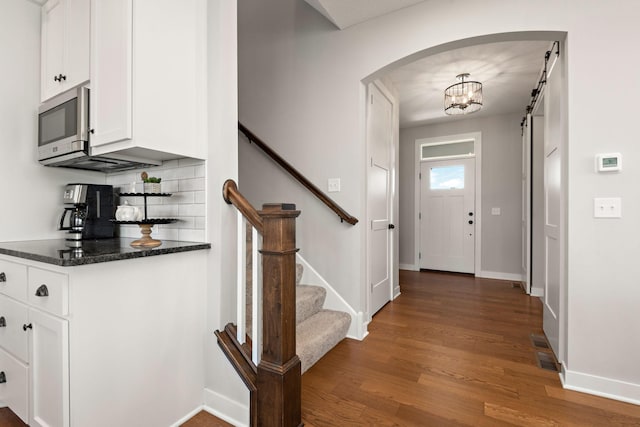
[419,212,421,220]
[419,172,422,179]
[419,252,421,259]
[370,94,374,104]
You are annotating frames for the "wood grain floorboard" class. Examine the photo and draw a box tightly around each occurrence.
[300,270,640,426]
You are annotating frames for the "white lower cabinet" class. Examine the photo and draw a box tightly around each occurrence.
[0,250,207,426]
[0,348,29,423]
[29,308,69,427]
[0,261,69,426]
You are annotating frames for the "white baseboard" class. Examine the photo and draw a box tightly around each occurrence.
[393,286,401,300]
[529,286,544,297]
[476,270,524,282]
[399,263,418,271]
[561,368,640,406]
[170,405,205,427]
[203,388,249,427]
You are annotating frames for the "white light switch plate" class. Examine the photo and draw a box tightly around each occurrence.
[593,197,621,218]
[328,178,341,193]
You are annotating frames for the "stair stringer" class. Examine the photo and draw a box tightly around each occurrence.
[296,253,368,340]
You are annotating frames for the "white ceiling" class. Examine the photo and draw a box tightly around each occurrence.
[304,0,426,29]
[303,1,552,129]
[388,40,552,128]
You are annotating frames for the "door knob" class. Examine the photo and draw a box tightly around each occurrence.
[0,317,5,328]
[388,224,395,230]
[0,372,5,383]
[0,272,5,282]
[468,220,473,225]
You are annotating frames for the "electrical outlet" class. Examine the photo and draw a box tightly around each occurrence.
[593,197,621,218]
[328,178,341,193]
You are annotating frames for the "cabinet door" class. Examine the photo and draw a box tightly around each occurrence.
[0,295,29,362]
[29,309,69,427]
[41,0,90,102]
[41,0,65,101]
[90,0,133,147]
[0,349,29,424]
[63,0,90,92]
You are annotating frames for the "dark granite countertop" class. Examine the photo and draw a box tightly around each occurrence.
[0,238,210,267]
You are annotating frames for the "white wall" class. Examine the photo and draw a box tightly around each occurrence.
[203,1,250,425]
[399,113,523,277]
[237,0,640,404]
[0,0,104,243]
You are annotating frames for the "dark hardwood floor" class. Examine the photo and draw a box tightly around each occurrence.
[4,270,639,426]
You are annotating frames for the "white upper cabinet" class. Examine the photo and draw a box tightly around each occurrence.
[41,0,90,102]
[89,0,207,161]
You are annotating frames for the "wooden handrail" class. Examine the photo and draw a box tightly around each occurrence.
[238,122,359,225]
[223,179,264,233]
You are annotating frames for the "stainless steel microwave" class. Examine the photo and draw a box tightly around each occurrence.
[38,87,160,172]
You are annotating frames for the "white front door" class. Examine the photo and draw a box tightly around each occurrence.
[420,158,475,273]
[367,82,393,316]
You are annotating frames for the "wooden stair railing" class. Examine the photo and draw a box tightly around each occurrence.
[216,179,302,427]
[238,122,359,225]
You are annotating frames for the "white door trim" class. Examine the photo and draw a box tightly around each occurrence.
[414,132,482,273]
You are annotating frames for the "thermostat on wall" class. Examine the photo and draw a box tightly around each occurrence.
[596,153,622,172]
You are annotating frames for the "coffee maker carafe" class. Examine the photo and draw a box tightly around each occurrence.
[59,184,115,246]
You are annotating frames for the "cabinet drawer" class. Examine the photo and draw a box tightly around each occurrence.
[0,347,29,424]
[0,259,28,302]
[0,295,28,362]
[28,268,68,317]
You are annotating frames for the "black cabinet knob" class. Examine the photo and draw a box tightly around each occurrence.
[23,323,32,331]
[54,73,67,82]
[468,220,474,225]
[0,317,5,328]
[35,284,49,297]
[468,212,473,216]
[0,372,6,383]
[0,272,5,282]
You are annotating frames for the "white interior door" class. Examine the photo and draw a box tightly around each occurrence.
[543,49,563,360]
[522,114,532,293]
[367,83,393,316]
[420,158,475,273]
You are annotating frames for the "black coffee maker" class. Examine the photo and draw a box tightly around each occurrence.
[60,184,115,246]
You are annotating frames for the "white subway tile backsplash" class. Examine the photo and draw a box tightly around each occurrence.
[195,217,206,230]
[178,229,206,242]
[107,159,206,241]
[170,192,195,204]
[179,177,205,192]
[194,191,206,204]
[178,204,206,217]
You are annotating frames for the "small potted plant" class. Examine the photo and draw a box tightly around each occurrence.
[141,171,162,193]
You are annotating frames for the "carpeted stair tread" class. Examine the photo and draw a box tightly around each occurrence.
[296,284,326,325]
[296,309,351,374]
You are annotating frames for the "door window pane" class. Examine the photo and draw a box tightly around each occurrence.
[421,140,474,160]
[430,165,464,190]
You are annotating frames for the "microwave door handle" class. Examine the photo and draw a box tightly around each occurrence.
[59,208,71,230]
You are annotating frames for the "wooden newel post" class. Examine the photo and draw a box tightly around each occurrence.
[257,203,302,427]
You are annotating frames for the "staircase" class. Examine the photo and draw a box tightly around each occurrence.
[217,181,351,425]
[295,264,351,373]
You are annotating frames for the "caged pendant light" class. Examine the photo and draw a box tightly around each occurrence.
[444,73,483,115]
